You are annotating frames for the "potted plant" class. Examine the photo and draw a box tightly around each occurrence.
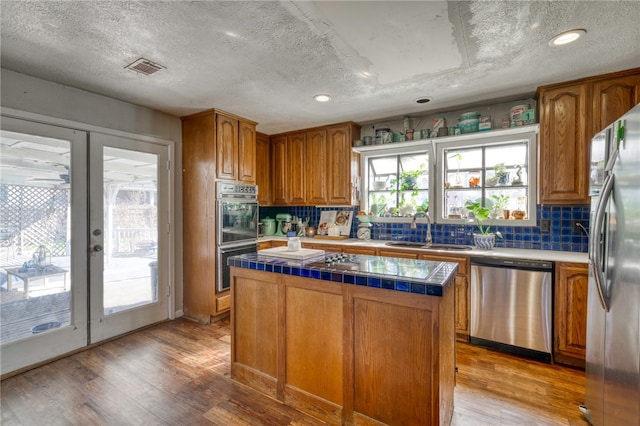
[369,193,388,216]
[465,200,502,249]
[490,194,510,218]
[390,165,426,216]
[486,163,506,187]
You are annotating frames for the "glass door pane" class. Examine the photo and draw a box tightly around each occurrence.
[103,147,159,315]
[0,116,88,375]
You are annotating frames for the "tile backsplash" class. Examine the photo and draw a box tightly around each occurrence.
[260,204,590,253]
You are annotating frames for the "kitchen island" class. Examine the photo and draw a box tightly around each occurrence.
[229,252,458,426]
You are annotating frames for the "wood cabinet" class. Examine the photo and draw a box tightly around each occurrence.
[554,262,589,368]
[592,74,640,135]
[269,122,360,206]
[256,132,271,205]
[537,67,640,205]
[230,266,455,425]
[214,111,257,183]
[306,129,328,205]
[287,132,307,205]
[538,83,591,204]
[326,124,358,205]
[181,109,257,322]
[271,136,288,205]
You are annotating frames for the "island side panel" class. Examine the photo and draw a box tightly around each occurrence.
[347,286,443,426]
[230,267,279,398]
[438,280,455,426]
[283,276,344,425]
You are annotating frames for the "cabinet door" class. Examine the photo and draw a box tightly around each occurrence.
[327,125,353,205]
[306,129,328,205]
[216,113,238,180]
[256,133,271,205]
[288,133,307,205]
[238,120,256,183]
[271,136,288,205]
[593,73,640,135]
[539,83,591,204]
[554,262,588,368]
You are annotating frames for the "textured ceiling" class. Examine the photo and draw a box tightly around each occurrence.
[1,1,640,135]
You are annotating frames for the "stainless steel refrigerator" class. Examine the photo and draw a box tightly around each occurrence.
[581,103,640,425]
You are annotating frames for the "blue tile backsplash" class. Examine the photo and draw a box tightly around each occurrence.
[260,204,590,253]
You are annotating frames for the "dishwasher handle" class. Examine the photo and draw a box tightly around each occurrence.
[470,256,553,272]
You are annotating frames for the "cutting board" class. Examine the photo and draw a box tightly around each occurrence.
[258,246,325,260]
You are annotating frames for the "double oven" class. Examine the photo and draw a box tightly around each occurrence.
[216,182,258,292]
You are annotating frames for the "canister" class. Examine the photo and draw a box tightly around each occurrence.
[261,217,276,236]
[375,128,392,144]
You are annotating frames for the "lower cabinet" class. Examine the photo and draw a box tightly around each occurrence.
[230,266,455,426]
[554,262,589,368]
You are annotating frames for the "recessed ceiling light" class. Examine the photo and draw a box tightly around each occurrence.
[313,94,332,102]
[549,29,586,46]
[415,97,432,104]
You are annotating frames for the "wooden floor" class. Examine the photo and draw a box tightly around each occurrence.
[1,318,589,426]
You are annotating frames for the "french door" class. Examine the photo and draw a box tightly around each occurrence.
[88,133,169,342]
[0,116,171,374]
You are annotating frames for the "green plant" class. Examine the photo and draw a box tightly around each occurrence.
[491,194,510,210]
[389,165,426,215]
[465,200,503,237]
[493,163,506,177]
[369,193,388,216]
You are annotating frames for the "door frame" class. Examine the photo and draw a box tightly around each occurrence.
[0,109,177,375]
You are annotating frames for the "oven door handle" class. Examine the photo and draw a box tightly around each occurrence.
[219,241,258,251]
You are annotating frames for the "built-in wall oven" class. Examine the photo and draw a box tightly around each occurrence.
[216,182,258,292]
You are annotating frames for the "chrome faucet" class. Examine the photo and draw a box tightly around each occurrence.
[411,211,432,246]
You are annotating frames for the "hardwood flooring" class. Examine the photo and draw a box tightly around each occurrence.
[1,318,588,425]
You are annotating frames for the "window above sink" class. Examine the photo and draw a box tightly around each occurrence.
[354,125,539,227]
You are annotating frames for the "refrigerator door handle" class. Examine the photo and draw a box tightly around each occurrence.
[590,172,614,311]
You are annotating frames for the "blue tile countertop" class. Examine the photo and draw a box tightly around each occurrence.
[228,252,458,297]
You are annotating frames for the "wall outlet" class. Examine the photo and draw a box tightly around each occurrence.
[541,219,550,232]
[572,220,586,233]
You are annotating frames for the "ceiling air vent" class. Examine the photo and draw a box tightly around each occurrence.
[125,58,165,76]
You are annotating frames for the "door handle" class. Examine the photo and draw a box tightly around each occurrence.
[93,244,103,252]
[590,173,614,311]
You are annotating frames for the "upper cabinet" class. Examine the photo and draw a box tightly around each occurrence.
[538,83,590,204]
[537,68,640,205]
[327,124,359,205]
[256,132,271,205]
[199,110,257,183]
[268,122,361,206]
[592,74,640,136]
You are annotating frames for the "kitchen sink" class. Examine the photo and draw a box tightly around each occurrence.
[384,241,426,248]
[424,244,473,251]
[384,242,472,251]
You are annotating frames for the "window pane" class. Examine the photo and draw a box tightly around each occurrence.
[366,151,429,216]
[441,139,532,221]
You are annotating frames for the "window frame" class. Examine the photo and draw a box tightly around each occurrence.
[357,141,434,224]
[354,125,538,226]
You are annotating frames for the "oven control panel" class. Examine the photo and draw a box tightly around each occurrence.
[217,182,258,198]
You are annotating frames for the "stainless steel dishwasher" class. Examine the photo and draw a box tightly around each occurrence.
[470,257,553,362]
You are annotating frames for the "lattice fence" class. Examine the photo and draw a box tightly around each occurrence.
[0,184,70,256]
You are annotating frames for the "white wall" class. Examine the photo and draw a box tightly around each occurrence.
[0,68,184,314]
